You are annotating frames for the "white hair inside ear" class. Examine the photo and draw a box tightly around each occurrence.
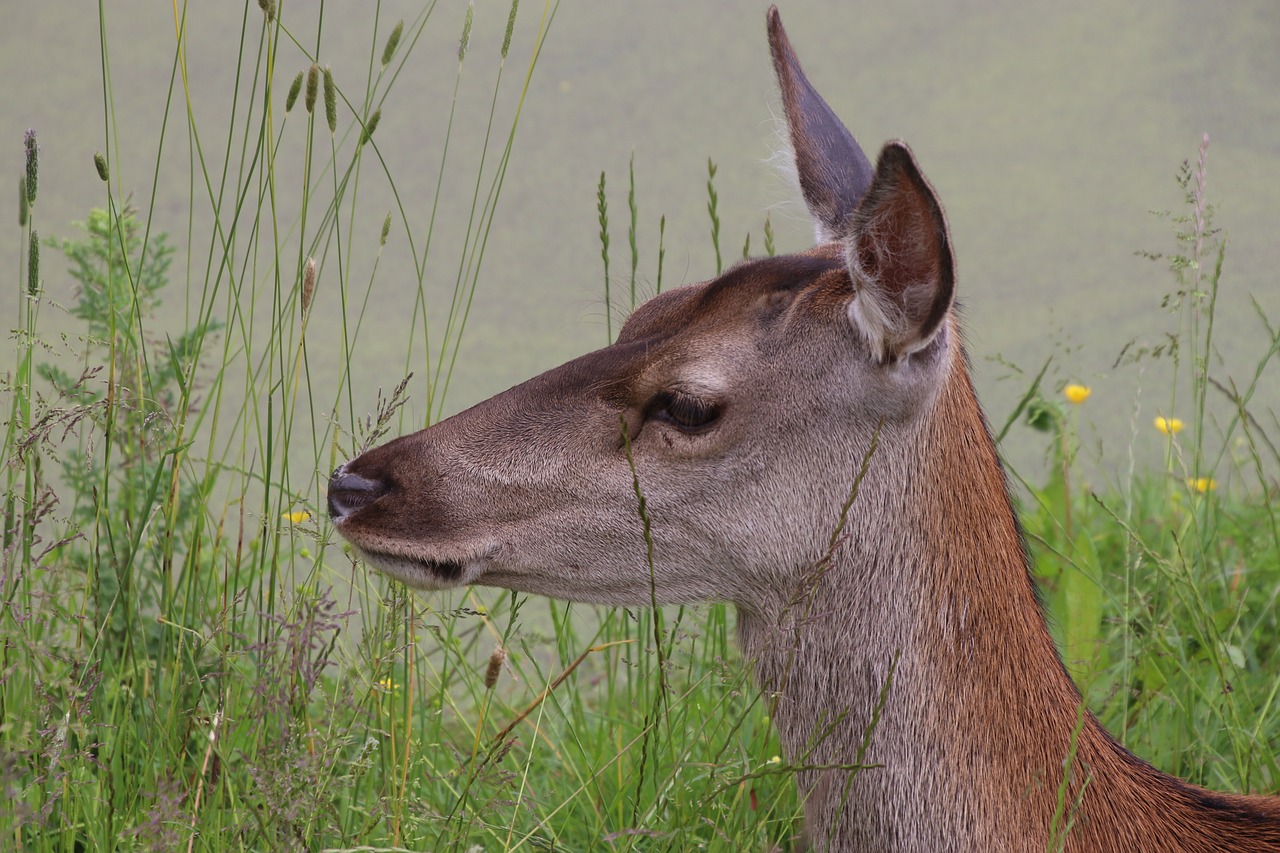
[764,106,835,244]
[846,289,896,364]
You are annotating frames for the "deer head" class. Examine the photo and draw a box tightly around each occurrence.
[329,7,1280,850]
[328,34,955,616]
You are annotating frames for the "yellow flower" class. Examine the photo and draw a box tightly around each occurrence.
[378,677,399,692]
[767,756,782,765]
[1186,477,1217,494]
[283,510,311,524]
[1063,384,1091,405]
[1154,416,1184,435]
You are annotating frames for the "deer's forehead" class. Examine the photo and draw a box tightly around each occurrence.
[618,251,848,344]
[583,253,851,404]
[581,334,740,407]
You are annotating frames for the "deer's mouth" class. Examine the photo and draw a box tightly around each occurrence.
[353,546,486,591]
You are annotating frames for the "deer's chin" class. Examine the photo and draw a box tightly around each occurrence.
[356,549,486,591]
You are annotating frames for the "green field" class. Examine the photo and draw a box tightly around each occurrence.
[1,2,1277,849]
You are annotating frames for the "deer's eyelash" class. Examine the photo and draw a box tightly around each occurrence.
[648,390,721,431]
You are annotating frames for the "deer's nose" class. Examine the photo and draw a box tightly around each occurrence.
[327,465,389,521]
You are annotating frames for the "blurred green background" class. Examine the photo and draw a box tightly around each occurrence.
[3,1,1277,476]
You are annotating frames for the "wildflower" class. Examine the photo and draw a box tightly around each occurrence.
[377,677,399,693]
[1063,384,1091,405]
[1154,416,1184,435]
[767,755,782,765]
[283,510,311,524]
[1186,477,1217,494]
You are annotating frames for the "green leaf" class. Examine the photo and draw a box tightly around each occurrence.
[1062,530,1105,682]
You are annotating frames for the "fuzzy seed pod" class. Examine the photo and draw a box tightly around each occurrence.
[27,229,39,295]
[24,129,38,207]
[484,645,507,689]
[305,64,320,114]
[359,109,381,146]
[94,152,109,182]
[381,20,403,67]
[458,2,473,63]
[301,257,317,318]
[285,71,304,112]
[323,66,337,134]
[502,0,519,59]
[380,213,391,247]
[18,177,27,227]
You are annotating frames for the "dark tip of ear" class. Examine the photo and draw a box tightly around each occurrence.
[767,7,795,77]
[873,141,934,207]
[879,140,914,167]
[881,141,925,174]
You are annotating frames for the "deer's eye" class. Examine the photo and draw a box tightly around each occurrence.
[650,391,721,432]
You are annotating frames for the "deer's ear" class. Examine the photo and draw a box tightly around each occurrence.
[768,7,954,361]
[768,7,875,243]
[843,142,955,363]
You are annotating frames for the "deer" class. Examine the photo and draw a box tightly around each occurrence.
[327,7,1280,851]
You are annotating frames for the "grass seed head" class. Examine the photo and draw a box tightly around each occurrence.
[305,64,320,114]
[360,109,381,146]
[27,229,39,295]
[502,0,519,59]
[301,257,317,318]
[94,152,109,182]
[24,129,38,207]
[380,213,391,247]
[285,71,304,112]
[323,66,337,134]
[484,645,507,689]
[458,2,473,62]
[257,0,276,23]
[381,20,403,67]
[18,176,27,227]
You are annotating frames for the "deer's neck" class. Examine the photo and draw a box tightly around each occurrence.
[737,358,1274,851]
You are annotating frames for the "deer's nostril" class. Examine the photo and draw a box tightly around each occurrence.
[327,467,389,520]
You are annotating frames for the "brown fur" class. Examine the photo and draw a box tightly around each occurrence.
[329,6,1280,850]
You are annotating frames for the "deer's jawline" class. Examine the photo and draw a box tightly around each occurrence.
[356,548,476,590]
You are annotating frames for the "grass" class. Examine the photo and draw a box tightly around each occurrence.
[1,2,1278,851]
